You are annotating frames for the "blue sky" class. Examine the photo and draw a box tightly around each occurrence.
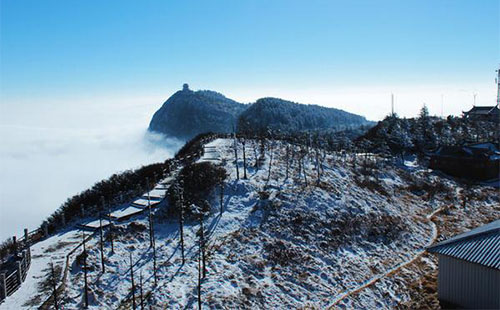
[0,0,498,238]
[1,0,499,119]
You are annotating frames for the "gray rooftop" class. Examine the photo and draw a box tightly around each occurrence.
[428,220,500,269]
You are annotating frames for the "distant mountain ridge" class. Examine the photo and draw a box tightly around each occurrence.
[237,97,371,134]
[148,84,372,139]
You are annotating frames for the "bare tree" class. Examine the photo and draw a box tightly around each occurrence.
[301,148,308,186]
[130,253,136,310]
[242,138,247,179]
[199,213,206,278]
[219,182,224,216]
[147,193,154,249]
[253,140,259,169]
[197,236,202,310]
[233,133,240,180]
[50,261,59,310]
[177,183,185,265]
[99,215,105,273]
[139,271,144,310]
[82,233,89,309]
[285,144,290,180]
[266,140,274,183]
[108,207,114,253]
[315,148,321,186]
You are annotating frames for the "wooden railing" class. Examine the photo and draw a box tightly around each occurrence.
[0,247,32,303]
[38,232,95,310]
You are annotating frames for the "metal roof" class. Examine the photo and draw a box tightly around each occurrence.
[428,220,500,270]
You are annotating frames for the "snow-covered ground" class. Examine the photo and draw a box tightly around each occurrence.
[1,229,81,309]
[2,138,498,309]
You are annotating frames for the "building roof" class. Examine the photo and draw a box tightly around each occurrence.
[464,105,500,115]
[428,220,500,269]
[432,143,500,159]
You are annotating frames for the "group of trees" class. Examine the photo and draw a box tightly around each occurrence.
[38,160,174,237]
[237,97,372,135]
[148,88,247,140]
[357,108,499,157]
[167,162,227,219]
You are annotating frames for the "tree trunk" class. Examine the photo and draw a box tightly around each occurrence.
[234,135,239,180]
[140,272,144,310]
[83,233,89,309]
[285,144,289,180]
[267,142,273,183]
[200,215,206,278]
[219,183,224,216]
[51,262,58,310]
[198,238,202,310]
[130,253,136,310]
[242,139,247,179]
[99,216,105,273]
[108,208,114,253]
[179,195,185,265]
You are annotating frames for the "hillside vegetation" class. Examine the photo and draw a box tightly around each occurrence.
[357,107,499,156]
[149,86,247,139]
[148,85,372,140]
[6,134,497,310]
[237,97,372,135]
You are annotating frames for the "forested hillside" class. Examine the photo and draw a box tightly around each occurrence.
[357,107,499,156]
[237,97,372,135]
[149,85,247,139]
[149,86,372,140]
[4,135,497,310]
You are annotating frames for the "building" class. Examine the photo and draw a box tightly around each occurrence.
[462,67,500,122]
[427,220,500,309]
[463,105,500,122]
[429,142,500,180]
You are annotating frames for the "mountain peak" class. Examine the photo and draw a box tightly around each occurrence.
[149,87,372,139]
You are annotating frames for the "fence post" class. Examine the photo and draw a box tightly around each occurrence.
[1,273,6,300]
[16,261,22,285]
[24,228,29,248]
[12,236,17,256]
[22,251,26,269]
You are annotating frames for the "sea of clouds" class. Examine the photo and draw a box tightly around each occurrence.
[0,95,182,241]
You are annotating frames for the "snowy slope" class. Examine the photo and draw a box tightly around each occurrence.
[2,138,498,310]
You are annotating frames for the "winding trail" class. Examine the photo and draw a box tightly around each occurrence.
[326,205,445,309]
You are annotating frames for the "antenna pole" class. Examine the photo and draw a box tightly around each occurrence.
[496,67,500,107]
[391,93,394,116]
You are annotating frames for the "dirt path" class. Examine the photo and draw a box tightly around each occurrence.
[326,205,444,309]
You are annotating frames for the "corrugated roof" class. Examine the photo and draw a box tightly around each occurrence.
[428,220,500,270]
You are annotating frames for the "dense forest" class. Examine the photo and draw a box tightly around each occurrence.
[356,106,499,156]
[149,85,247,139]
[237,97,372,134]
[148,86,372,140]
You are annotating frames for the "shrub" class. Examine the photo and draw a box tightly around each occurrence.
[167,162,227,219]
